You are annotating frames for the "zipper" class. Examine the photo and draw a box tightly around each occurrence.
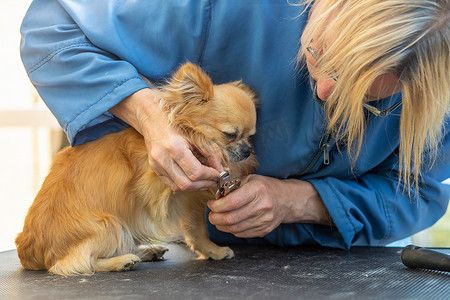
[292,128,333,177]
[313,86,333,166]
[290,87,334,177]
[320,129,333,165]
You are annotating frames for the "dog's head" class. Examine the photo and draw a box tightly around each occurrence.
[155,62,257,171]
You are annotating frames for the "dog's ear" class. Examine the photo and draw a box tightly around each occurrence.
[169,62,214,105]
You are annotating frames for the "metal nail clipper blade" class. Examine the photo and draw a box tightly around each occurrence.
[215,171,241,199]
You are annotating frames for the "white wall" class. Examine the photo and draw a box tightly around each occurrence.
[0,0,58,251]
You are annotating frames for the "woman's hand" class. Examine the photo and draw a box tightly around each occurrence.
[110,88,222,191]
[207,175,333,238]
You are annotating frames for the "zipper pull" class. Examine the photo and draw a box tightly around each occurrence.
[320,129,333,166]
[323,143,330,165]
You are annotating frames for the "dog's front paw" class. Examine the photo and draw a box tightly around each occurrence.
[202,246,235,260]
[139,245,169,262]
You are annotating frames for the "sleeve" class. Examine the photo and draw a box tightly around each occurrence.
[297,126,450,249]
[20,0,211,145]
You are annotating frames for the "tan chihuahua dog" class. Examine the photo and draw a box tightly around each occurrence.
[16,63,258,276]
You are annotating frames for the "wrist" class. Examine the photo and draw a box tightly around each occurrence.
[282,179,334,226]
[109,88,160,134]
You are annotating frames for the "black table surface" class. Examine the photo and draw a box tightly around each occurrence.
[1,244,449,300]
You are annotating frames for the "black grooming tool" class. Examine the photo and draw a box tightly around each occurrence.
[401,244,450,272]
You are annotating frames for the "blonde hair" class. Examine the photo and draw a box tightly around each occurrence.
[298,0,450,195]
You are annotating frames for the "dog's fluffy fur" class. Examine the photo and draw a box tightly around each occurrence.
[15,63,258,276]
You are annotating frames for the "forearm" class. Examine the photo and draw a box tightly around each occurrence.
[109,88,160,135]
[281,179,334,226]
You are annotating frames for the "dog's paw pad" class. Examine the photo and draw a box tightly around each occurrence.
[153,245,169,258]
[223,248,235,260]
[139,245,169,262]
[151,252,166,261]
[121,257,141,271]
[222,247,235,260]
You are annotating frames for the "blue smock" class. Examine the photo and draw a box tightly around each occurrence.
[20,0,450,249]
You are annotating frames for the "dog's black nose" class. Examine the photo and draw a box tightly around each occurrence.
[228,142,253,162]
[241,143,252,159]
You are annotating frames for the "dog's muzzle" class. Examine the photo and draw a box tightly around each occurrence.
[227,141,253,162]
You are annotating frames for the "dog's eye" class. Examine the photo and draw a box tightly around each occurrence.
[223,131,238,140]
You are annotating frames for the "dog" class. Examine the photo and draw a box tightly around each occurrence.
[15,62,258,276]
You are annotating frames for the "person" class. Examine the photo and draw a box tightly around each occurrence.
[20,0,450,249]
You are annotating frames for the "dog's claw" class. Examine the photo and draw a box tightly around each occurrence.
[121,259,140,271]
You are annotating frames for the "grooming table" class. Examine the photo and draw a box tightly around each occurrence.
[1,244,449,299]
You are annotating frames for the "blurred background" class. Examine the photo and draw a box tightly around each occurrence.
[0,0,449,252]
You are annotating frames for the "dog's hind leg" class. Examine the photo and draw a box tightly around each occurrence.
[91,216,142,273]
[50,244,141,276]
[49,241,100,276]
[93,254,141,272]
[49,215,140,276]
